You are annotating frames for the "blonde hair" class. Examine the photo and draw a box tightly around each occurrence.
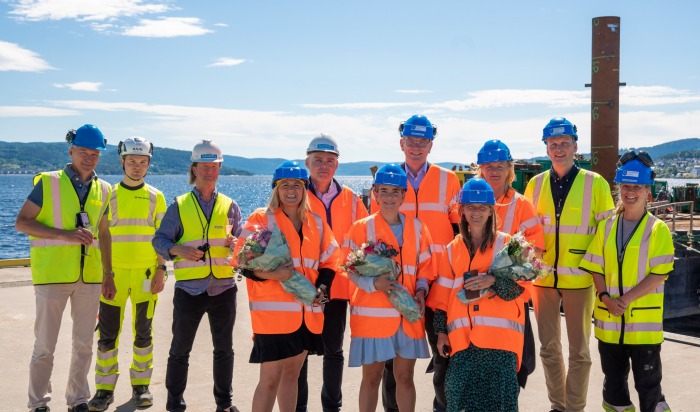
[458,204,498,255]
[475,161,515,188]
[267,180,312,223]
[614,184,651,215]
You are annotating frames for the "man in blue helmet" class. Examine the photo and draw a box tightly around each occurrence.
[524,117,614,412]
[372,115,461,412]
[152,140,243,412]
[16,124,116,412]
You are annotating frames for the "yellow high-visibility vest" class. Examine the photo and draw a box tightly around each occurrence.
[29,170,110,284]
[580,213,674,344]
[524,168,614,289]
[173,192,234,281]
[109,183,166,269]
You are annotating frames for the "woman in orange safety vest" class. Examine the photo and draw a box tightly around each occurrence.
[427,178,527,412]
[343,164,436,412]
[233,161,339,412]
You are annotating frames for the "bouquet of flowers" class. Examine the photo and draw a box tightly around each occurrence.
[236,226,319,306]
[457,232,546,304]
[342,241,422,322]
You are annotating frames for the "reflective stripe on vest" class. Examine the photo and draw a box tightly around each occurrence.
[472,315,525,334]
[435,233,506,290]
[350,305,400,318]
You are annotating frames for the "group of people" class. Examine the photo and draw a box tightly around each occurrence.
[16,114,674,412]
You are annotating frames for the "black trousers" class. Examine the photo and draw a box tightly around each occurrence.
[296,299,347,412]
[382,307,447,412]
[166,287,237,411]
[598,340,667,412]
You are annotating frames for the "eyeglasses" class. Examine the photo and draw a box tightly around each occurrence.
[618,150,654,168]
[403,138,432,148]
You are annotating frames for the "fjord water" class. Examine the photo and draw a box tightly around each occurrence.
[0,175,374,259]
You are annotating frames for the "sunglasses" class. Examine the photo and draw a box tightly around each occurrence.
[617,150,654,168]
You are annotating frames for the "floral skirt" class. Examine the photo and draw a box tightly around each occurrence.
[348,324,429,367]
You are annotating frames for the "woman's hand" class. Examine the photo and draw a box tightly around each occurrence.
[254,260,295,281]
[463,274,495,291]
[414,289,427,316]
[373,273,399,294]
[437,332,451,358]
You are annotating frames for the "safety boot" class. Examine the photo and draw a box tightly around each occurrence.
[132,385,154,407]
[87,390,114,411]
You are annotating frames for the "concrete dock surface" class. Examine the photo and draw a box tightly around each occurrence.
[1,265,699,412]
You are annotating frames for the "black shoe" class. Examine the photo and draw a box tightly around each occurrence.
[68,404,89,412]
[87,390,114,411]
[215,407,240,412]
[132,385,154,407]
[32,407,50,412]
[549,410,564,412]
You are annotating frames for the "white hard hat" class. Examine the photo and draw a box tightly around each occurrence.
[191,140,223,163]
[306,133,339,156]
[118,137,153,158]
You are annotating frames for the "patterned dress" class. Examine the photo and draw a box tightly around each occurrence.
[435,276,523,412]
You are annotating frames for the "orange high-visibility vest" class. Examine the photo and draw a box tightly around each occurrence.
[309,182,369,300]
[495,188,545,250]
[371,164,461,253]
[427,232,526,368]
[343,212,436,339]
[237,207,339,335]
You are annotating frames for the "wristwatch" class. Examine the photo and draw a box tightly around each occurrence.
[103,270,115,277]
[156,264,167,271]
[598,291,610,301]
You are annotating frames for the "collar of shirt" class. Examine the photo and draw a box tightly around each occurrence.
[551,165,579,183]
[404,162,429,190]
[64,163,96,184]
[310,179,339,208]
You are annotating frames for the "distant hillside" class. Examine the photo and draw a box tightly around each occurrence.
[0,142,252,175]
[620,138,700,158]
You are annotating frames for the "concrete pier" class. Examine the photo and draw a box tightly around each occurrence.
[1,265,698,411]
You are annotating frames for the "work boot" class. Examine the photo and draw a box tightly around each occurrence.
[132,385,154,407]
[69,404,89,412]
[87,390,114,411]
[32,407,50,412]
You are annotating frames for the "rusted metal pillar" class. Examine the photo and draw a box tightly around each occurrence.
[588,16,622,184]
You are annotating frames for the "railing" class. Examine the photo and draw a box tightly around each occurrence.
[648,201,695,245]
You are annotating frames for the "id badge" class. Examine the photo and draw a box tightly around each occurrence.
[142,278,152,293]
[77,211,90,228]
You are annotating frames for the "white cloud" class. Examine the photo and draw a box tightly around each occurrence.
[208,58,246,68]
[395,89,432,94]
[301,102,420,110]
[0,106,79,117]
[122,17,212,37]
[213,23,228,27]
[53,82,103,92]
[8,0,169,21]
[0,41,53,72]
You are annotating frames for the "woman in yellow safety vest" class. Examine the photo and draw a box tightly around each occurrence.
[579,152,674,412]
[427,178,527,412]
[233,161,339,412]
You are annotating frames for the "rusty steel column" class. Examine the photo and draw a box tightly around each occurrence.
[589,16,622,184]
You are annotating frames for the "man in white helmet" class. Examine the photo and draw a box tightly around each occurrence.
[152,140,242,412]
[88,137,167,411]
[296,134,368,412]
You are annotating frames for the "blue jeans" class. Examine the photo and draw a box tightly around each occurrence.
[165,286,237,411]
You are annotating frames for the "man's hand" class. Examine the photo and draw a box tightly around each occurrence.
[170,245,205,261]
[151,268,166,294]
[65,227,95,246]
[102,274,117,300]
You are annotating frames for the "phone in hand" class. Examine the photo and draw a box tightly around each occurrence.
[463,269,481,300]
[442,344,452,358]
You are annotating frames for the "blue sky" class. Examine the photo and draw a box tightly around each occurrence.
[1,1,698,165]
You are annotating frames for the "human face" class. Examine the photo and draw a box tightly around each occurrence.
[68,145,101,177]
[400,137,432,168]
[192,162,221,186]
[461,204,492,230]
[276,179,306,208]
[373,184,406,215]
[305,152,338,186]
[545,135,577,169]
[481,161,510,191]
[122,154,150,181]
[619,183,650,210]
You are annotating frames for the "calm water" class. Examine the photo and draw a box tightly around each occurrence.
[1,174,374,259]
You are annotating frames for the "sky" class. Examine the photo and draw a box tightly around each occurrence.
[1,0,699,165]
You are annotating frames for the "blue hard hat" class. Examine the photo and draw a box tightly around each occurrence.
[477,139,512,164]
[399,115,437,140]
[66,124,107,150]
[614,158,655,185]
[373,163,407,189]
[459,178,495,205]
[272,161,309,188]
[542,117,578,143]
